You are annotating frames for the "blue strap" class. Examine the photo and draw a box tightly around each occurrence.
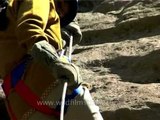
[11,55,31,87]
[56,86,83,113]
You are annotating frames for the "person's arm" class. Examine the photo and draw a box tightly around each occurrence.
[15,0,61,51]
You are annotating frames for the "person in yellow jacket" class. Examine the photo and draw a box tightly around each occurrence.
[0,0,103,120]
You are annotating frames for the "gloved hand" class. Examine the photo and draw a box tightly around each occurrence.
[31,40,82,89]
[61,20,82,47]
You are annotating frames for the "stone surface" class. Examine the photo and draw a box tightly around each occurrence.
[74,0,160,119]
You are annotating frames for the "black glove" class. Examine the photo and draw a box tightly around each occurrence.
[31,40,82,89]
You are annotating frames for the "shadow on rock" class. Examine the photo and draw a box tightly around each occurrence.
[80,16,160,46]
[87,50,160,84]
[106,50,160,83]
[101,102,160,120]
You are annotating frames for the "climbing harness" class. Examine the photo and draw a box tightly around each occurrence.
[2,36,83,120]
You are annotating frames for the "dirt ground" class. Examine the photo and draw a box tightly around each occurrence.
[71,2,160,119]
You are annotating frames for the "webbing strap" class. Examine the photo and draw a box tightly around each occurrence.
[2,55,31,95]
[15,80,60,118]
[11,57,28,87]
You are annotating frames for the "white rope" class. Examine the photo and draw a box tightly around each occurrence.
[60,82,68,120]
[68,35,73,62]
[60,35,73,120]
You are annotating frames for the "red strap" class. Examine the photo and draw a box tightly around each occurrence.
[15,80,60,118]
[2,75,12,96]
[2,71,60,118]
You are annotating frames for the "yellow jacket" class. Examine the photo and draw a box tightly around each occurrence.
[0,0,62,77]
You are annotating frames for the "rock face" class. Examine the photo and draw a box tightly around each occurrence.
[73,0,160,120]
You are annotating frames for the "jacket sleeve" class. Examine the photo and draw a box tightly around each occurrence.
[15,0,62,51]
